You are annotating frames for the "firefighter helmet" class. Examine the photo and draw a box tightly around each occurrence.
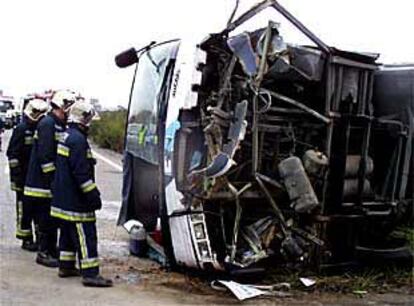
[24,98,49,122]
[50,89,77,111]
[68,100,96,127]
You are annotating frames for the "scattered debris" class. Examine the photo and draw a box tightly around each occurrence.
[211,280,291,300]
[117,0,414,277]
[299,277,316,287]
[353,290,368,297]
[118,272,141,285]
[146,235,167,266]
[212,280,265,300]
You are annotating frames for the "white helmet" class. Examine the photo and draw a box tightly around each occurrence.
[50,89,77,111]
[75,93,85,103]
[68,101,96,127]
[24,99,49,122]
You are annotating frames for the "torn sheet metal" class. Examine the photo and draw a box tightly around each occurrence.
[118,0,413,277]
[227,33,257,77]
[190,100,248,179]
[223,100,248,157]
[190,152,235,178]
[256,22,287,60]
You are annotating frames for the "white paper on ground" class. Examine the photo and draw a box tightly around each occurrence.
[299,277,316,287]
[218,280,265,300]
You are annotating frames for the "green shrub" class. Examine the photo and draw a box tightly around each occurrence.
[89,110,127,153]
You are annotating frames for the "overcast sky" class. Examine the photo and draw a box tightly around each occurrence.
[0,0,413,108]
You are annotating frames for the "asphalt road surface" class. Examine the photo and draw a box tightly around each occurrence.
[0,130,412,306]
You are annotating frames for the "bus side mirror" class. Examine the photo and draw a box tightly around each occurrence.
[115,48,138,68]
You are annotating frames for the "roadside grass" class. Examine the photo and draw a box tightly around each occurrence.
[90,110,127,153]
[392,226,414,250]
[264,264,412,294]
[263,226,413,294]
[315,266,412,293]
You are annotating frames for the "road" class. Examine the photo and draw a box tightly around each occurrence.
[0,130,235,306]
[0,130,412,306]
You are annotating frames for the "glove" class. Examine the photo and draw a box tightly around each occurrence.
[85,188,102,211]
[10,168,23,190]
[90,196,102,211]
[14,176,24,190]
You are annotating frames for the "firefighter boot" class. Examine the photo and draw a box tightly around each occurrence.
[21,239,38,252]
[36,251,58,268]
[58,268,81,278]
[82,275,113,287]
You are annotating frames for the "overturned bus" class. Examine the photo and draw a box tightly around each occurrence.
[116,0,413,274]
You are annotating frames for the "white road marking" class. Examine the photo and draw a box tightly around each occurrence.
[4,165,9,175]
[92,150,123,172]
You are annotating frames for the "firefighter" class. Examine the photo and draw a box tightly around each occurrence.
[6,98,49,250]
[0,116,4,151]
[51,101,113,287]
[24,90,76,267]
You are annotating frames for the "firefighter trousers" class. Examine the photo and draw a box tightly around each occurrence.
[25,197,58,257]
[59,220,99,278]
[15,192,35,240]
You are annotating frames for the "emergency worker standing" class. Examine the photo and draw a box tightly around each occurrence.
[0,117,4,151]
[24,90,76,267]
[51,101,112,287]
[6,99,49,250]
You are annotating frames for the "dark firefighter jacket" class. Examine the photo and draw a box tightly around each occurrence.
[6,118,36,192]
[50,124,101,222]
[24,113,66,198]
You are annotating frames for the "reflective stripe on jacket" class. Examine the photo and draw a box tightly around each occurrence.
[6,119,36,191]
[24,113,66,198]
[51,124,100,222]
